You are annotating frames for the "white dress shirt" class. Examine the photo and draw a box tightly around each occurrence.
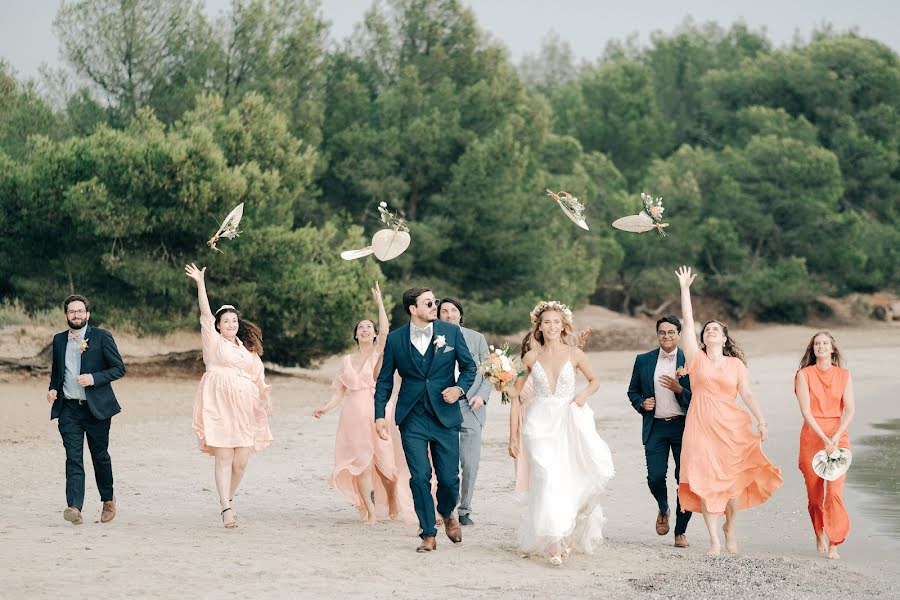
[410,323,433,355]
[653,348,684,419]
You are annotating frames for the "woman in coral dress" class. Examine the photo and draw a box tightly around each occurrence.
[314,283,414,524]
[185,263,273,529]
[794,331,856,559]
[675,266,783,555]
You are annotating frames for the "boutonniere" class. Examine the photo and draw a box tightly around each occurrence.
[675,366,687,378]
[78,339,89,353]
[434,335,446,349]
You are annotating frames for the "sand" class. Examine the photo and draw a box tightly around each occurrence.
[1,323,899,599]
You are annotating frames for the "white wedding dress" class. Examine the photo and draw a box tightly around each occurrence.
[517,360,615,556]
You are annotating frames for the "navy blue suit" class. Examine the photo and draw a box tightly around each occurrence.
[375,320,476,538]
[49,325,125,510]
[627,348,692,535]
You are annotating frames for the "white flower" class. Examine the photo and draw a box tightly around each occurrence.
[500,356,511,371]
[489,345,495,351]
[495,348,503,356]
[434,335,446,349]
[379,201,387,208]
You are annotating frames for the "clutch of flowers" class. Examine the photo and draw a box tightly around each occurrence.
[811,447,852,481]
[478,343,526,404]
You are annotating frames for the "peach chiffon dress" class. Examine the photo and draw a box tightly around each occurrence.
[796,365,851,545]
[192,313,272,455]
[678,351,782,513]
[329,353,416,523]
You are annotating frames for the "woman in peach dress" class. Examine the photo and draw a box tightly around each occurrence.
[314,283,414,524]
[675,266,783,555]
[185,263,272,529]
[794,331,856,560]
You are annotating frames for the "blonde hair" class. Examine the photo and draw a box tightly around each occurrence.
[530,301,576,347]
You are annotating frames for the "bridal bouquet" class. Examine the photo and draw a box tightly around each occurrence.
[479,344,525,404]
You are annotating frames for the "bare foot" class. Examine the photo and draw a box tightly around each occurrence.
[707,535,721,556]
[388,497,400,521]
[363,513,377,525]
[816,532,828,554]
[723,523,738,554]
[827,544,841,560]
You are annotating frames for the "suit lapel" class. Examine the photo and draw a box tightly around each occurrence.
[644,348,660,394]
[676,348,685,369]
[423,324,438,374]
[80,325,92,374]
[403,324,427,377]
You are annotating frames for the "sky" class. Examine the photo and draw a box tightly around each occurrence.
[1,0,898,81]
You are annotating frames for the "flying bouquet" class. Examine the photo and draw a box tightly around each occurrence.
[612,192,669,237]
[479,343,526,404]
[207,202,244,253]
[546,189,589,231]
[341,202,412,261]
[811,447,852,481]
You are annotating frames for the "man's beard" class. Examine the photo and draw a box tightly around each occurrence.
[67,319,86,330]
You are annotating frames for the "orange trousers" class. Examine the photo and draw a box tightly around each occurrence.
[798,418,850,545]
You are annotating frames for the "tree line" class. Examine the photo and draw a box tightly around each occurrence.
[1,0,898,365]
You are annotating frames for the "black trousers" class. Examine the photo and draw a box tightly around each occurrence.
[57,398,114,510]
[644,417,692,536]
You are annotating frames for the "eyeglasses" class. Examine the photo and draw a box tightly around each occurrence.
[420,300,435,308]
[66,309,87,316]
[657,330,678,337]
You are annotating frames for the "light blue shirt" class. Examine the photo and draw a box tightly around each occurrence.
[62,329,87,401]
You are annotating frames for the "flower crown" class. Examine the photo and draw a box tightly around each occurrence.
[530,300,573,325]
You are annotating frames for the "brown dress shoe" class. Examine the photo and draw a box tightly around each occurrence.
[416,536,436,552]
[444,515,462,543]
[655,510,670,535]
[674,534,689,548]
[100,498,116,523]
[63,506,83,525]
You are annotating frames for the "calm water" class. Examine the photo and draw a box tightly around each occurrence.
[849,418,900,544]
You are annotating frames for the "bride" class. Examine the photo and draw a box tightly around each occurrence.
[507,300,615,565]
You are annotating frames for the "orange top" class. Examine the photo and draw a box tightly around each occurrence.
[796,365,849,418]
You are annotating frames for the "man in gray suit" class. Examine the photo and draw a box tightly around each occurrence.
[438,297,492,526]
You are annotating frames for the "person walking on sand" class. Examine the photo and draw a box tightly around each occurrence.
[185,263,273,529]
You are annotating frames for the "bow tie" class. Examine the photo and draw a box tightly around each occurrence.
[412,325,432,339]
[660,352,676,361]
[68,332,81,341]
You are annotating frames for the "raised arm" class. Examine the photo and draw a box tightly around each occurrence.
[372,282,388,355]
[676,266,699,363]
[185,263,213,319]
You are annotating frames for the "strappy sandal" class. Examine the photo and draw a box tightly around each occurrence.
[548,553,563,566]
[221,507,238,529]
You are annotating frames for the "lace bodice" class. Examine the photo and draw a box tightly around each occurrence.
[532,360,575,400]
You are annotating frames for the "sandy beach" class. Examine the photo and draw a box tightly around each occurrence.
[1,323,899,599]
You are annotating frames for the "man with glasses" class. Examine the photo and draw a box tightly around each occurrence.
[627,315,693,547]
[47,295,125,525]
[374,288,477,552]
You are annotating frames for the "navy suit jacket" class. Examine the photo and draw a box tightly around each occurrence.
[49,325,126,421]
[627,347,692,445]
[375,320,476,429]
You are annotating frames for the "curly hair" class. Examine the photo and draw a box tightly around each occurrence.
[700,320,745,365]
[530,302,576,347]
[215,306,264,356]
[799,330,843,369]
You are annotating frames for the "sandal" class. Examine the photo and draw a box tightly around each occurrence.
[548,554,563,566]
[221,507,238,529]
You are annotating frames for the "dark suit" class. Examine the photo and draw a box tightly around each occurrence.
[375,320,476,538]
[49,325,126,510]
[627,347,692,536]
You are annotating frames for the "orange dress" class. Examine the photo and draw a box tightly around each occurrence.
[329,353,415,523]
[192,313,272,455]
[796,365,851,545]
[678,351,782,513]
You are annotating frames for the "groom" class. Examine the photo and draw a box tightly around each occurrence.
[375,288,477,552]
[627,315,693,547]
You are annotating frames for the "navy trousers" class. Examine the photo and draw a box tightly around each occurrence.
[645,417,692,536]
[57,398,114,510]
[399,405,460,538]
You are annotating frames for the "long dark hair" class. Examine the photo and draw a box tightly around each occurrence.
[353,319,378,345]
[700,320,745,365]
[799,330,843,369]
[215,306,264,356]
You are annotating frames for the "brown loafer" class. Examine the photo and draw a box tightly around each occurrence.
[444,515,462,544]
[100,498,116,523]
[416,536,436,552]
[63,506,83,525]
[674,534,689,548]
[655,510,670,536]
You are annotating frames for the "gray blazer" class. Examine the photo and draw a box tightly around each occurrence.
[460,326,492,423]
